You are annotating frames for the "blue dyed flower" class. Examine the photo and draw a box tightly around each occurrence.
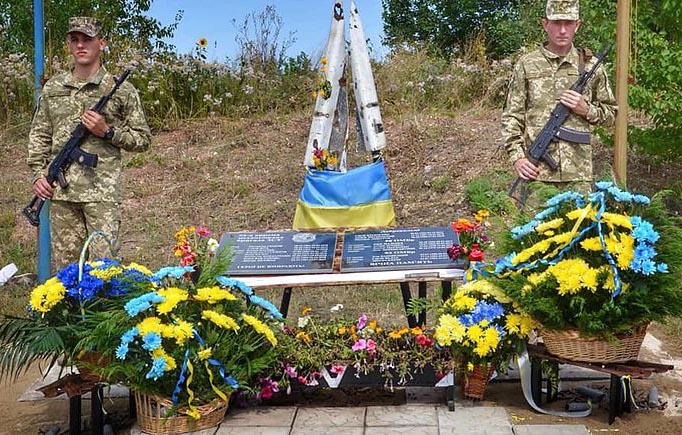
[470,300,505,324]
[249,295,283,319]
[546,191,583,207]
[116,327,139,360]
[56,263,81,289]
[633,194,651,205]
[108,269,155,297]
[145,357,166,380]
[142,332,162,351]
[595,181,614,190]
[124,292,164,317]
[216,276,253,296]
[631,218,660,244]
[495,254,516,274]
[533,205,559,221]
[657,263,669,273]
[153,266,195,280]
[511,220,540,240]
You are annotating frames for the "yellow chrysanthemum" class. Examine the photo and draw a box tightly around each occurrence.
[164,318,194,345]
[136,317,165,336]
[242,313,277,346]
[29,277,66,314]
[535,218,564,234]
[195,286,237,304]
[202,310,240,331]
[156,287,188,314]
[198,347,212,361]
[601,212,633,230]
[127,262,153,275]
[89,266,123,281]
[546,259,599,295]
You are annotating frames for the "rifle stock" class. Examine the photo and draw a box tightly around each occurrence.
[509,44,611,207]
[23,70,132,226]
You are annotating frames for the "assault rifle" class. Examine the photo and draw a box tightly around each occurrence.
[508,45,611,206]
[23,69,132,226]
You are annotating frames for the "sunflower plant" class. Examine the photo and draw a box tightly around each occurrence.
[433,279,534,373]
[495,183,682,339]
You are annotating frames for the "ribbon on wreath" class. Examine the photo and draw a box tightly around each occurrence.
[463,261,491,283]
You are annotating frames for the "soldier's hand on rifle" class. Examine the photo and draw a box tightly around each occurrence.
[82,110,109,138]
[559,90,589,117]
[32,176,56,200]
[514,158,540,181]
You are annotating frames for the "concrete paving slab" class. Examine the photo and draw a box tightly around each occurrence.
[216,426,290,435]
[290,427,364,435]
[293,407,365,428]
[128,423,218,435]
[365,404,437,427]
[221,406,297,427]
[363,426,438,434]
[512,424,589,435]
[437,405,512,434]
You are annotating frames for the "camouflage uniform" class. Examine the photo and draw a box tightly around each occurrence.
[501,1,617,184]
[27,18,150,269]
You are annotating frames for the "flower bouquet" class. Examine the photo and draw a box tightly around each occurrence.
[447,210,492,263]
[433,279,534,399]
[78,226,282,433]
[276,306,453,391]
[0,257,157,382]
[495,183,682,362]
[311,142,340,171]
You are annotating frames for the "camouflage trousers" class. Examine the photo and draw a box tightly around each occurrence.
[50,200,121,271]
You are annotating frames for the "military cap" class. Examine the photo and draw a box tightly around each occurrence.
[67,16,102,37]
[546,0,579,20]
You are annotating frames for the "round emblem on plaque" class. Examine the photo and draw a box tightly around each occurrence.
[292,233,316,243]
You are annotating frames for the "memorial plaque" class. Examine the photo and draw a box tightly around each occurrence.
[220,231,337,275]
[341,227,464,272]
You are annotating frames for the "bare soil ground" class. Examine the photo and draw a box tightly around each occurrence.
[1,108,682,433]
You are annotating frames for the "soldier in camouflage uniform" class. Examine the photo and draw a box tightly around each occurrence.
[28,17,151,270]
[502,0,617,197]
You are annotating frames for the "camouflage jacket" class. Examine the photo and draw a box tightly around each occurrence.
[501,44,617,182]
[27,66,151,202]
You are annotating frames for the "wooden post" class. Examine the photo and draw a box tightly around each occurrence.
[614,0,631,187]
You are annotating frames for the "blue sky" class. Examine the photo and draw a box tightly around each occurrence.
[147,0,387,62]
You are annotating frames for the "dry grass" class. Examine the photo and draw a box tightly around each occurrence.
[2,106,682,332]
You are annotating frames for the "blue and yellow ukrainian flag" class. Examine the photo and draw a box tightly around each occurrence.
[293,161,396,229]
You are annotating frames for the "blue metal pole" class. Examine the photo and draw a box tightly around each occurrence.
[34,0,51,283]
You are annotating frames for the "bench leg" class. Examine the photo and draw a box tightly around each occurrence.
[91,385,104,435]
[447,385,456,411]
[280,287,292,318]
[69,395,81,435]
[129,389,136,418]
[399,282,417,328]
[418,281,427,326]
[441,281,452,302]
[609,374,623,424]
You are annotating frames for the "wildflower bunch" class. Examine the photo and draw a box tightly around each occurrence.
[276,307,453,390]
[433,279,534,372]
[447,210,492,262]
[311,142,340,171]
[314,56,332,99]
[495,184,682,338]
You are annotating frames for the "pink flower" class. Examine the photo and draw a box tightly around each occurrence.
[356,313,368,330]
[352,339,367,352]
[283,365,298,378]
[366,339,376,355]
[416,334,434,347]
[259,378,279,399]
[196,226,211,237]
[297,375,307,384]
[330,364,345,374]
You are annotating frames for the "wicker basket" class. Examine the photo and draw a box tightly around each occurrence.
[134,391,228,434]
[462,364,495,400]
[541,323,649,363]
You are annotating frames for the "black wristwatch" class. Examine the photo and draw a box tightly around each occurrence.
[103,127,115,141]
